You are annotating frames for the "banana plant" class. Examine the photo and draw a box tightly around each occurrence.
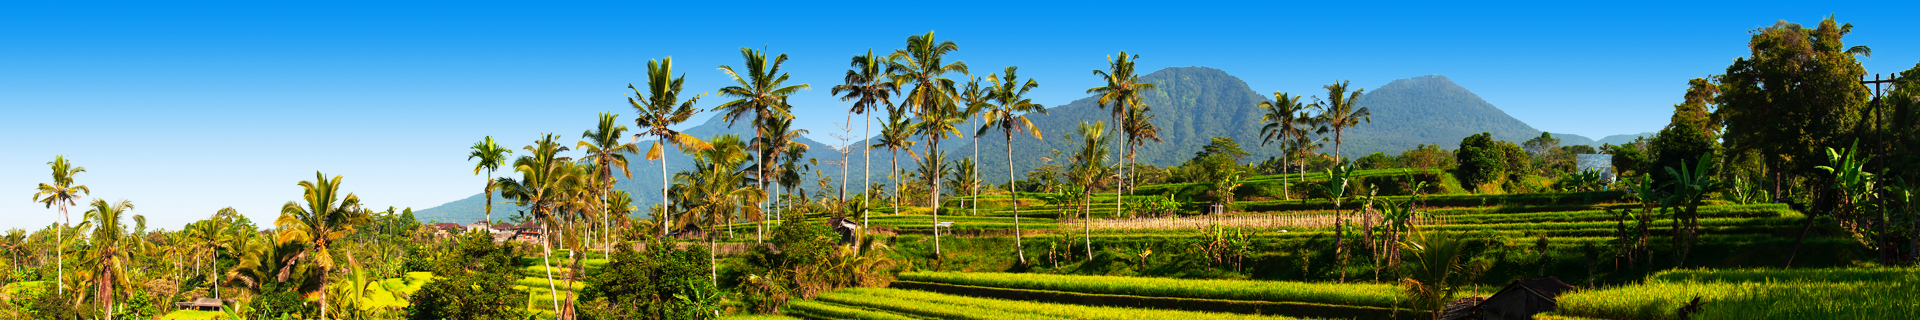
[1664,156,1722,266]
[1815,140,1884,258]
[1308,162,1356,282]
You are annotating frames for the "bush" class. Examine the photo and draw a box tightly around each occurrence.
[406,231,524,320]
[580,236,716,320]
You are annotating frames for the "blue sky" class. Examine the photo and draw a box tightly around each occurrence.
[3,1,1916,230]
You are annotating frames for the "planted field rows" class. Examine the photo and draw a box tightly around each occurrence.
[801,287,1303,320]
[897,271,1400,308]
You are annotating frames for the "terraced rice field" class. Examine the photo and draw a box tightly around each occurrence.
[789,287,1303,320]
[1552,268,1920,319]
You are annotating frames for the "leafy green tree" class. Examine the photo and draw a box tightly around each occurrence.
[1313,80,1369,161]
[78,199,137,320]
[1308,162,1356,282]
[1649,78,1721,186]
[631,56,710,236]
[406,231,524,320]
[468,137,512,229]
[672,134,761,286]
[1664,156,1721,266]
[32,155,88,291]
[1717,17,1871,198]
[190,207,241,300]
[977,66,1045,265]
[831,49,897,229]
[582,236,715,320]
[716,47,808,243]
[1259,92,1311,200]
[275,172,369,320]
[1355,152,1396,170]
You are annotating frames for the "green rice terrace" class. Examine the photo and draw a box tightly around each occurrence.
[6,14,1920,320]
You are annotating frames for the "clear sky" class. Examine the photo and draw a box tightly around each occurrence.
[4,1,1916,230]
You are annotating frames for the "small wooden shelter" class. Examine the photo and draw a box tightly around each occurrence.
[1441,277,1577,320]
[175,297,223,311]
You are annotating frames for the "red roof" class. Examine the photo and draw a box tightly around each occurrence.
[433,223,462,230]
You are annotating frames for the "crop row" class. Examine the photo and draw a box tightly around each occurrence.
[1433,204,1794,225]
[1648,267,1920,283]
[1555,278,1920,320]
[815,287,1302,320]
[896,271,1400,308]
[1232,191,1628,212]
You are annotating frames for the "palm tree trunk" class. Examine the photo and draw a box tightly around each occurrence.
[892,151,901,217]
[1009,134,1026,265]
[538,219,562,316]
[708,220,717,287]
[972,115,980,217]
[931,138,943,257]
[863,112,873,229]
[662,153,672,237]
[56,204,65,292]
[1083,189,1093,261]
[320,266,328,320]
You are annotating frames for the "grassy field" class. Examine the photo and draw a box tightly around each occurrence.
[157,310,234,320]
[898,271,1402,308]
[806,287,1304,320]
[1553,267,1920,320]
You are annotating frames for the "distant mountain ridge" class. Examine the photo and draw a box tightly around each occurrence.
[416,67,1632,223]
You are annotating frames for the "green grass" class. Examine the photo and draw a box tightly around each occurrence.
[157,310,234,320]
[717,314,805,320]
[898,271,1401,308]
[1555,267,1920,320]
[787,299,918,320]
[361,271,433,309]
[815,287,1303,320]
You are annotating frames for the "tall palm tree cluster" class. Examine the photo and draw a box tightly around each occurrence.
[14,157,426,320]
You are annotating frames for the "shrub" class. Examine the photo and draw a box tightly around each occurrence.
[406,231,524,320]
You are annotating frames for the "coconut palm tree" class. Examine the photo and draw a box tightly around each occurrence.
[580,112,639,260]
[1258,92,1309,200]
[1086,51,1155,216]
[274,172,369,320]
[1122,104,1161,195]
[1,229,25,276]
[956,75,990,217]
[1069,121,1112,261]
[492,134,578,315]
[77,199,136,320]
[1314,80,1368,161]
[871,112,920,218]
[671,134,760,286]
[468,137,513,228]
[753,115,808,223]
[32,155,88,291]
[715,47,807,243]
[916,100,967,256]
[631,56,710,237]
[889,30,967,256]
[194,207,241,300]
[832,49,897,229]
[978,66,1045,265]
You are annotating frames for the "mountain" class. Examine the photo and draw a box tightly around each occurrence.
[1596,132,1655,145]
[957,69,1561,184]
[418,67,1579,222]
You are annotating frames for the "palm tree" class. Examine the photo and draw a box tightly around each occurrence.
[888,30,967,256]
[77,199,137,320]
[194,207,241,300]
[871,112,920,218]
[1086,51,1155,216]
[630,56,710,237]
[672,134,760,286]
[1122,104,1161,196]
[1,229,25,276]
[957,75,990,217]
[916,100,966,256]
[832,49,897,229]
[978,66,1045,265]
[1314,80,1369,161]
[492,135,577,315]
[715,47,808,243]
[468,137,513,228]
[1258,92,1309,200]
[274,172,369,320]
[32,155,88,291]
[1069,121,1112,261]
[753,115,808,223]
[580,112,639,261]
